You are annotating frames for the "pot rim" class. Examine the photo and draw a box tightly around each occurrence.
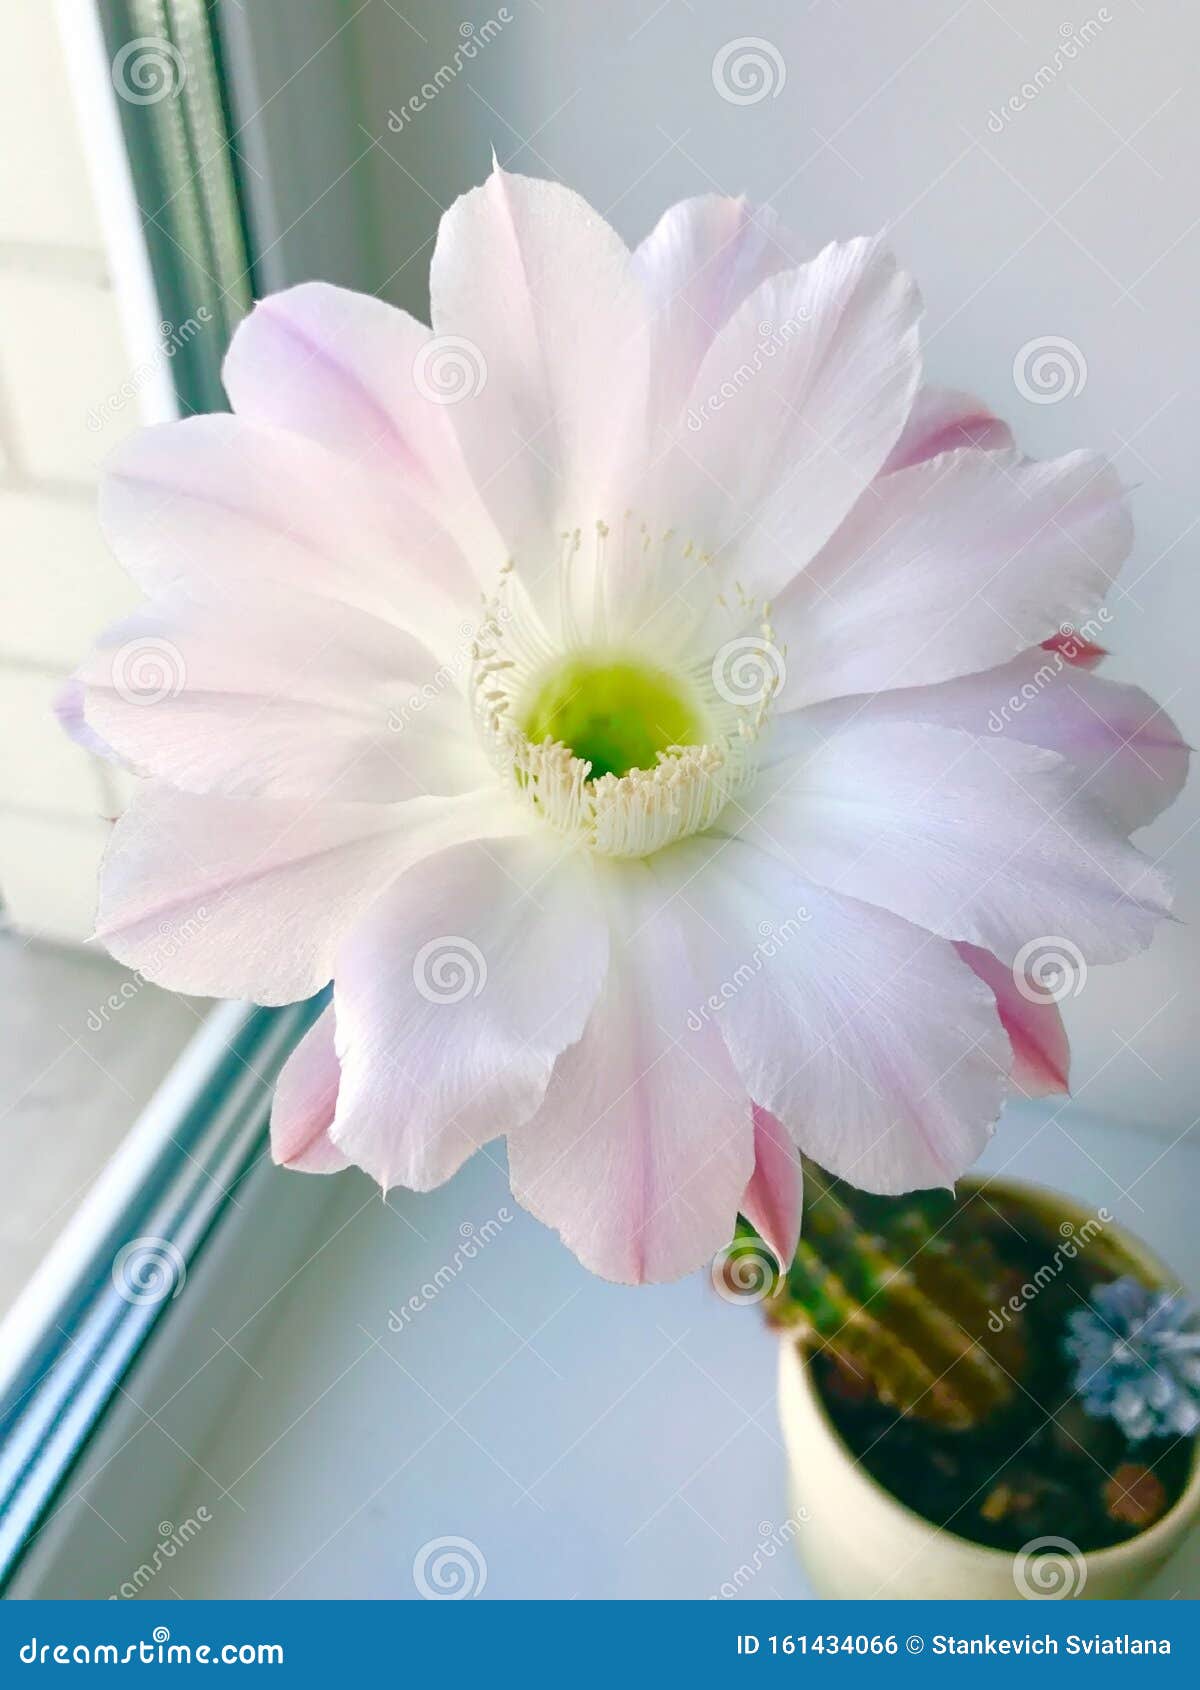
[782,1171,1200,1570]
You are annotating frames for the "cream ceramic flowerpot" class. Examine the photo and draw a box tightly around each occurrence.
[777,1177,1200,1600]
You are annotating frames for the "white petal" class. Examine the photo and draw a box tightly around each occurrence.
[95,783,517,1004]
[330,838,607,1192]
[773,448,1131,709]
[800,651,1188,832]
[75,590,488,802]
[659,838,1009,1194]
[270,1006,350,1174]
[430,165,650,626]
[741,1106,803,1267]
[955,942,1069,1099]
[508,865,753,1284]
[882,384,1012,472]
[742,719,1171,967]
[633,195,797,433]
[54,674,119,763]
[100,416,476,660]
[650,237,921,610]
[222,282,503,569]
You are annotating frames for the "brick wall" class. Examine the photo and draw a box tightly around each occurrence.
[0,5,158,942]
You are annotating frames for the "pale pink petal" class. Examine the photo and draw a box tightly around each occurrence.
[330,838,607,1192]
[883,385,1013,472]
[429,165,650,626]
[800,652,1188,832]
[74,590,489,802]
[100,415,476,658]
[956,942,1069,1099]
[53,675,119,764]
[633,195,797,432]
[773,448,1132,710]
[741,1106,803,1268]
[647,237,921,613]
[508,872,753,1284]
[222,283,503,570]
[95,783,516,1005]
[741,720,1171,968]
[661,839,1008,1194]
[270,1006,350,1173]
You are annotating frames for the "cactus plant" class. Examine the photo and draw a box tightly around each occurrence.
[756,1167,1028,1429]
[753,1165,1199,1553]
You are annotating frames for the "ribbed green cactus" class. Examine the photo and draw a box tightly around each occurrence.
[759,1169,1029,1429]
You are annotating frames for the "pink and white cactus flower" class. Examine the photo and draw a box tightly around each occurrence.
[62,168,1186,1283]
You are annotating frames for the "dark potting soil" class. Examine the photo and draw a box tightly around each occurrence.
[810,1201,1196,1554]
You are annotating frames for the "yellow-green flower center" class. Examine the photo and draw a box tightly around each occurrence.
[520,657,703,781]
[468,571,769,859]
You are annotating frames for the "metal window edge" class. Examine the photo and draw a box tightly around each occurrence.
[0,995,325,1591]
[94,0,255,413]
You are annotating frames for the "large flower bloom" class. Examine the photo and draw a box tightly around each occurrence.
[64,169,1185,1283]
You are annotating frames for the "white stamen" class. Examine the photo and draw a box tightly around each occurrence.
[469,528,771,860]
